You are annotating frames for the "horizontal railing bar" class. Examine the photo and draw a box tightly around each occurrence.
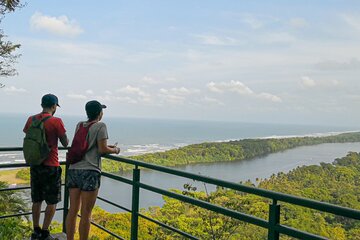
[0,147,69,151]
[0,208,64,220]
[101,172,133,185]
[0,183,67,193]
[275,225,328,240]
[104,154,360,220]
[139,213,199,240]
[0,147,24,151]
[138,182,269,229]
[97,196,132,213]
[0,163,29,168]
[0,185,31,192]
[0,162,67,169]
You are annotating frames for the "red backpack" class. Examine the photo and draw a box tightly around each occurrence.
[66,121,96,165]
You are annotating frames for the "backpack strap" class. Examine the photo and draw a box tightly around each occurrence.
[77,121,96,132]
[41,116,52,122]
[84,121,97,152]
[84,121,96,139]
[86,121,96,129]
[31,115,52,123]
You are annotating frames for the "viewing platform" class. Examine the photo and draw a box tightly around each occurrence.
[53,233,67,239]
[36,233,66,240]
[1,147,360,240]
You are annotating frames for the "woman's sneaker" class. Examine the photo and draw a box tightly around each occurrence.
[30,232,41,240]
[30,227,42,240]
[40,229,57,240]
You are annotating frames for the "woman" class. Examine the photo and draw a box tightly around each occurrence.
[65,100,120,240]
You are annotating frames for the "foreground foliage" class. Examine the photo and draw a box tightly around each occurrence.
[90,152,360,239]
[0,181,31,239]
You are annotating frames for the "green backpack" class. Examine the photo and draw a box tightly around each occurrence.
[23,116,52,166]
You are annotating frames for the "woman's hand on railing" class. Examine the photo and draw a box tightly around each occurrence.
[113,147,120,154]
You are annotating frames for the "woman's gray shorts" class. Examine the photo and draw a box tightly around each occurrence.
[66,169,101,191]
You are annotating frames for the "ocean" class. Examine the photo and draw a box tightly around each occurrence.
[0,112,357,164]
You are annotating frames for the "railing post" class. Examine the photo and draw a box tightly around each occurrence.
[131,166,140,240]
[62,164,69,233]
[268,200,280,240]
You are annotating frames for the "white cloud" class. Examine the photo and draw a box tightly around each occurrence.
[54,43,111,63]
[165,77,178,82]
[117,85,149,97]
[314,58,360,71]
[116,85,153,104]
[168,26,177,31]
[300,76,316,88]
[140,76,178,85]
[67,94,87,99]
[115,96,137,104]
[342,14,360,31]
[207,80,253,95]
[94,94,113,102]
[300,76,341,90]
[158,87,200,105]
[2,86,27,94]
[257,93,282,103]
[207,82,223,93]
[141,76,158,84]
[330,79,339,86]
[201,97,224,106]
[25,39,114,65]
[207,80,281,103]
[30,12,83,37]
[67,90,139,104]
[196,35,239,46]
[261,32,296,44]
[160,94,186,104]
[85,89,94,95]
[289,18,308,28]
[160,87,199,96]
[242,14,263,29]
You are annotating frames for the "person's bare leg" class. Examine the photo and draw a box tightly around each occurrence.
[66,188,81,240]
[32,202,42,229]
[42,204,56,230]
[79,189,99,240]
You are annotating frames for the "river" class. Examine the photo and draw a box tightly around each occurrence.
[94,142,360,213]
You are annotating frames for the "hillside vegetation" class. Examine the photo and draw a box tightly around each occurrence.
[90,152,360,239]
[102,132,360,172]
[14,132,360,180]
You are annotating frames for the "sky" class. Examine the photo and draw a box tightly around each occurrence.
[0,0,360,126]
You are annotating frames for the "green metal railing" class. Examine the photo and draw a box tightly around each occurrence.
[0,147,360,240]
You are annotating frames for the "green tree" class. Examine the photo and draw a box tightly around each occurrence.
[0,0,21,87]
[0,181,31,239]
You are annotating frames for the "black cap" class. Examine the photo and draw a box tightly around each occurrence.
[85,100,107,115]
[41,94,60,107]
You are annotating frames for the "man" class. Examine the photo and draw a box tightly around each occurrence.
[23,94,69,240]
